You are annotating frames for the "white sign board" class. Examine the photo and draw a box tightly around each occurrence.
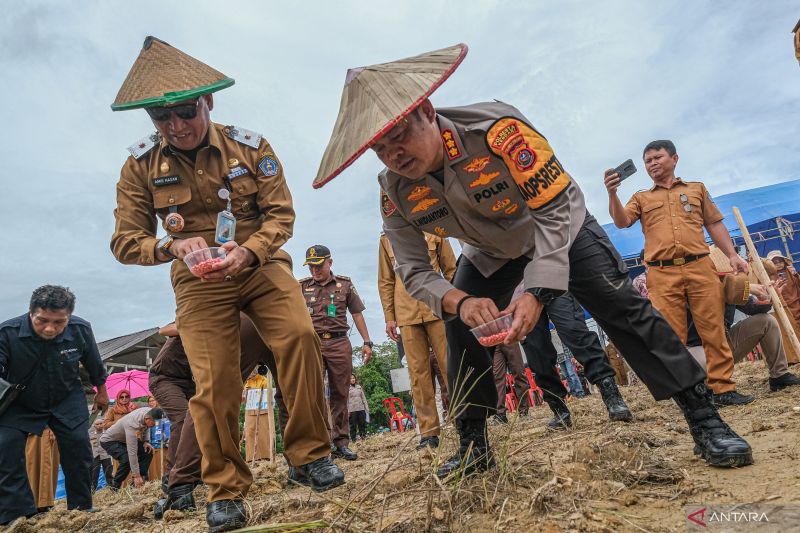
[245,388,271,411]
[390,367,412,393]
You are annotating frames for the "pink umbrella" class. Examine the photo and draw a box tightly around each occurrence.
[104,370,151,399]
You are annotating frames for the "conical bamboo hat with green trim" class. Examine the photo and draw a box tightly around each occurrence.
[111,36,234,111]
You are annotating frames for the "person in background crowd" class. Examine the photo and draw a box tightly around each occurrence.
[557,346,585,398]
[347,375,370,442]
[0,285,107,525]
[768,251,800,323]
[605,341,629,386]
[100,407,163,490]
[492,343,530,424]
[89,417,113,491]
[103,389,136,430]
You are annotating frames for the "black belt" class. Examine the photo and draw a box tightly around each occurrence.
[318,331,347,340]
[647,253,708,267]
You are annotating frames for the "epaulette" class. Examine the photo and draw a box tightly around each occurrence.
[127,132,161,159]
[223,125,262,149]
[336,275,351,281]
[298,276,312,283]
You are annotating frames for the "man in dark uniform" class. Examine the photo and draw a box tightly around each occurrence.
[312,44,752,477]
[110,37,335,532]
[300,245,373,461]
[0,285,108,525]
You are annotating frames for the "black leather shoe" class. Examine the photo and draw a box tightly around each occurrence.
[769,372,800,392]
[712,391,755,407]
[206,499,247,533]
[597,377,634,422]
[161,475,169,495]
[154,483,195,519]
[675,383,753,467]
[293,457,345,492]
[417,436,439,450]
[545,398,572,430]
[436,419,494,478]
[331,445,358,461]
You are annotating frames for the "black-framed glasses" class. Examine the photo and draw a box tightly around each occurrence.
[146,100,200,122]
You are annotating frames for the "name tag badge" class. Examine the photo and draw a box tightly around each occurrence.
[153,175,181,187]
[327,303,337,317]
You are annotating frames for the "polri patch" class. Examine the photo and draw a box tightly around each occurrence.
[152,175,181,187]
[259,156,279,177]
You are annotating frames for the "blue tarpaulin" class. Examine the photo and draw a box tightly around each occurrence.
[602,178,800,265]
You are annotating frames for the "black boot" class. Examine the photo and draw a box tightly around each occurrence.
[436,419,495,478]
[597,377,633,422]
[293,457,345,492]
[154,483,195,519]
[673,383,753,468]
[769,372,800,392]
[544,397,572,430]
[331,444,358,461]
[206,499,247,533]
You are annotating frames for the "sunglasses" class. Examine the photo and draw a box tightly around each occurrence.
[146,100,200,122]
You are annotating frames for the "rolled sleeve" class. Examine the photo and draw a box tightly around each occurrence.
[241,141,295,264]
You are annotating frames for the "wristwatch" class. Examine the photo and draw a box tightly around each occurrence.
[157,235,177,259]
[527,287,566,306]
[363,341,374,348]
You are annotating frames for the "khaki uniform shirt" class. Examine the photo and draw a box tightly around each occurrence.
[623,179,723,263]
[111,122,294,266]
[377,233,456,326]
[299,275,366,333]
[379,101,587,318]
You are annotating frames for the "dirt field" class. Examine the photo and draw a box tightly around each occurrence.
[8,360,800,532]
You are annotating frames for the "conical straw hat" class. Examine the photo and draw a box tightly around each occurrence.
[312,43,468,189]
[112,36,234,111]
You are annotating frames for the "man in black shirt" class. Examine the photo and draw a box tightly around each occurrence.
[0,286,108,525]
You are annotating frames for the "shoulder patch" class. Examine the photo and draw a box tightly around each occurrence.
[224,125,262,149]
[486,117,571,210]
[381,189,397,218]
[258,154,279,177]
[127,132,161,159]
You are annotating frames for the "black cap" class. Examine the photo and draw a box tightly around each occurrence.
[304,245,331,266]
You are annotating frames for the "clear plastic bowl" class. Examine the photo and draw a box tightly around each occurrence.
[184,247,227,277]
[470,314,514,347]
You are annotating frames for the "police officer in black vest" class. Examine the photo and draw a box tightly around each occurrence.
[0,286,108,525]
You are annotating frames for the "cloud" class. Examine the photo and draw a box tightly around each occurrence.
[1,1,798,342]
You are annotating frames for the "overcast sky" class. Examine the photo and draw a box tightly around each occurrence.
[1,1,798,342]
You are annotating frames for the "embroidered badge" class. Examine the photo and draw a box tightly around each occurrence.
[152,175,181,187]
[381,189,397,217]
[487,117,571,210]
[160,161,170,173]
[469,171,500,188]
[407,185,432,202]
[227,166,249,180]
[434,226,448,237]
[259,156,279,177]
[441,129,461,160]
[464,156,490,173]
[411,198,440,214]
[505,203,519,215]
[492,198,512,212]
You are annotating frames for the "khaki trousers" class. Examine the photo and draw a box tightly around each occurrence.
[399,320,448,437]
[730,313,789,379]
[25,429,59,508]
[608,352,629,386]
[492,343,529,415]
[173,256,330,502]
[320,337,353,447]
[647,257,735,393]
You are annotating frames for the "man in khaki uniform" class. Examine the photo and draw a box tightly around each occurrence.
[378,232,456,448]
[109,37,339,532]
[605,139,753,407]
[312,44,752,476]
[300,245,373,461]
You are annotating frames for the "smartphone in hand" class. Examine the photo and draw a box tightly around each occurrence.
[614,159,637,182]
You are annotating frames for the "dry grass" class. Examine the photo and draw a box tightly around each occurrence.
[9,361,800,533]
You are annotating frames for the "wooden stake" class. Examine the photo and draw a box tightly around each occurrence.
[733,206,800,356]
